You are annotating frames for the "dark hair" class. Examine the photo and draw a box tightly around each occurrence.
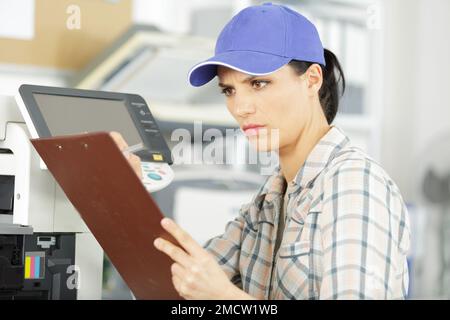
[288,49,345,124]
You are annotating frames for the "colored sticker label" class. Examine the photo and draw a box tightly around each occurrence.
[24,252,45,279]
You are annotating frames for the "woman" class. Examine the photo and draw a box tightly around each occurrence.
[114,3,410,300]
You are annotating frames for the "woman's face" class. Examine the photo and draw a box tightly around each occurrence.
[217,64,322,153]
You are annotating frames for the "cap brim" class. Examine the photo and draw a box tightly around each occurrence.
[188,51,291,87]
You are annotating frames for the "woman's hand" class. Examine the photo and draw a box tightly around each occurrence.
[109,131,142,179]
[154,218,255,300]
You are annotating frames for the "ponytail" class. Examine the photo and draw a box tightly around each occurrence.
[288,48,345,124]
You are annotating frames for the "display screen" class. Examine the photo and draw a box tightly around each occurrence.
[33,93,143,146]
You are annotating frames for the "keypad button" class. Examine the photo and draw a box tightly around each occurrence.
[147,173,162,181]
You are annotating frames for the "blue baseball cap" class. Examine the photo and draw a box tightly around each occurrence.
[188,2,325,87]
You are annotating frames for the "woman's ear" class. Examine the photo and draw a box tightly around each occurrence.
[305,64,323,96]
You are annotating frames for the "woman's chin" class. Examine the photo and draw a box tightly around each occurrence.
[247,136,278,152]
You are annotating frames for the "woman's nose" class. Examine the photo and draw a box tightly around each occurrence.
[234,95,256,117]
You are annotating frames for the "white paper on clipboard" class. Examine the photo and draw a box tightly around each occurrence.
[0,0,35,40]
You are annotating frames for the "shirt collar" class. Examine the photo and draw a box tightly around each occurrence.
[257,125,350,203]
[292,125,350,189]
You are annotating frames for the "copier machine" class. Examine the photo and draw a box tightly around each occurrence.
[0,85,173,299]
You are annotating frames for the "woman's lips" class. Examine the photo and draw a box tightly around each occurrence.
[242,125,266,136]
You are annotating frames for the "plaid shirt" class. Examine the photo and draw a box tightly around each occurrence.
[204,126,411,300]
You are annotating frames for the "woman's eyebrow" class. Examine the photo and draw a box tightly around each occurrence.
[218,82,231,88]
[218,75,261,88]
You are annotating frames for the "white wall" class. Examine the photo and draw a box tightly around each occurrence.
[0,64,70,96]
[414,0,450,156]
[380,1,450,297]
[132,0,251,35]
[380,0,450,203]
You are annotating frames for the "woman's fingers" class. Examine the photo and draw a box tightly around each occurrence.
[171,262,187,279]
[109,131,128,151]
[171,264,199,299]
[159,218,204,257]
[154,237,192,268]
[172,274,189,298]
[172,274,193,299]
[172,274,182,293]
[128,153,142,179]
[154,219,233,300]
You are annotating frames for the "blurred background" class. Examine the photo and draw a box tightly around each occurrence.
[0,0,449,299]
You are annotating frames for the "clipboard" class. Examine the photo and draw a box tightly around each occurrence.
[30,131,181,300]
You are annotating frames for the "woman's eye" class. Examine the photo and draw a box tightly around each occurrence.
[221,87,234,96]
[252,80,269,90]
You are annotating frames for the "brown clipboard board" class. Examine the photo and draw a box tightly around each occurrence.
[30,131,182,300]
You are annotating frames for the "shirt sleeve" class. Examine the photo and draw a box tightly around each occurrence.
[318,159,411,299]
[202,203,251,288]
